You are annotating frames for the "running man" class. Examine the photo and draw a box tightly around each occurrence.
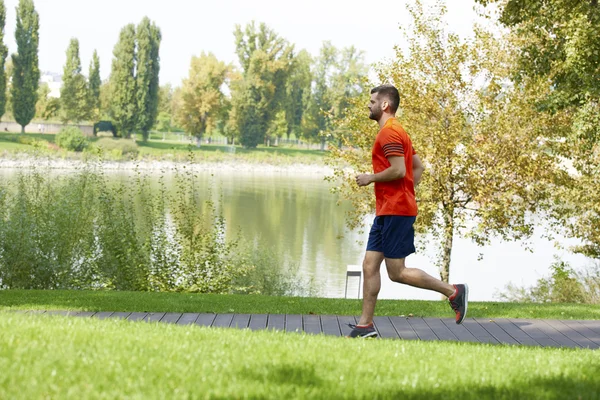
[347,84,468,338]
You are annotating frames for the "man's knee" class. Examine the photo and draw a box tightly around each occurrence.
[362,261,380,277]
[389,268,406,283]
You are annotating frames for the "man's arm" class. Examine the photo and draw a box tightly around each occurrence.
[356,156,405,187]
[412,154,425,186]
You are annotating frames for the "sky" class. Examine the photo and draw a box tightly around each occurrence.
[3,0,485,85]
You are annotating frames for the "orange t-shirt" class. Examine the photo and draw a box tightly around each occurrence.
[372,118,418,216]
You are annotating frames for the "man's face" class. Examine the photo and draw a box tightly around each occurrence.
[368,93,384,121]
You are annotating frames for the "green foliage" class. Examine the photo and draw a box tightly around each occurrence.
[232,241,319,296]
[302,42,367,146]
[478,0,600,261]
[109,24,137,138]
[93,120,117,137]
[232,22,294,148]
[284,49,312,140]
[135,17,161,141]
[498,260,599,304]
[60,38,90,123]
[0,0,8,120]
[0,162,254,293]
[11,0,40,132]
[88,50,101,120]
[0,167,98,289]
[55,127,88,152]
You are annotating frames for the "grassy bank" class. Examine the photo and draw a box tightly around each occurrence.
[0,131,327,165]
[1,290,599,320]
[0,313,597,399]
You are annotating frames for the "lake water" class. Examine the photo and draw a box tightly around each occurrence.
[1,167,593,301]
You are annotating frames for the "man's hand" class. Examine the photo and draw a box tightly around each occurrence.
[356,174,373,187]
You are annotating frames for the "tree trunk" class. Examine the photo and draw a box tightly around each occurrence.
[195,135,201,148]
[439,205,455,284]
[21,125,25,134]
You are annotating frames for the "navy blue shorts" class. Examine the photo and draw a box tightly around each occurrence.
[366,216,416,259]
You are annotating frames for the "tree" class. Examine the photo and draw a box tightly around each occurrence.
[135,17,161,141]
[232,22,294,148]
[302,42,367,149]
[284,49,312,141]
[175,52,228,146]
[477,0,600,260]
[0,0,8,120]
[88,50,101,120]
[35,83,59,120]
[327,0,566,283]
[302,42,337,146]
[60,38,89,123]
[11,0,39,133]
[109,24,137,138]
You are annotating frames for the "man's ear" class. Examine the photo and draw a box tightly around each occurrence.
[381,101,389,112]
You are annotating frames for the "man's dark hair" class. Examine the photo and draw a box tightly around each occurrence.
[371,84,400,113]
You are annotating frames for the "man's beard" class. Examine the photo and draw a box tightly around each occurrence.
[369,107,382,121]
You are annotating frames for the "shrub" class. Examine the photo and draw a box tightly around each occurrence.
[231,242,319,296]
[496,259,599,304]
[92,138,139,158]
[55,127,88,152]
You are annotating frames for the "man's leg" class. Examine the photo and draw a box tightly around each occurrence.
[356,251,385,326]
[385,258,454,297]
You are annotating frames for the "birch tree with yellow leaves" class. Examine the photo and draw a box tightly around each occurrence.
[327,0,570,283]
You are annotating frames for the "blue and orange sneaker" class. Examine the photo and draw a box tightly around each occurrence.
[449,284,469,324]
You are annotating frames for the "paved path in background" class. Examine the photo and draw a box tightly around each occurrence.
[11,310,600,349]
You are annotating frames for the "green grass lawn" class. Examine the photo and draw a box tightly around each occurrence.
[0,312,597,399]
[2,290,598,320]
[0,131,327,165]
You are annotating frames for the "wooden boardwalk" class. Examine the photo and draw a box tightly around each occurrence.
[13,310,600,349]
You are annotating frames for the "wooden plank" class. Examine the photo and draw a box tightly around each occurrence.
[94,312,114,320]
[461,319,499,344]
[45,311,74,316]
[144,312,166,323]
[248,314,268,331]
[440,318,480,343]
[545,320,598,349]
[491,319,541,347]
[321,315,342,337]
[212,314,234,328]
[525,319,580,348]
[303,315,321,335]
[474,318,520,346]
[285,314,303,333]
[390,317,419,340]
[267,314,285,331]
[127,312,148,322]
[111,312,131,320]
[406,318,439,341]
[194,314,216,327]
[423,318,458,342]
[337,315,357,337]
[73,311,97,318]
[177,313,200,326]
[509,319,560,348]
[231,314,251,329]
[161,313,182,324]
[575,320,600,336]
[373,316,399,339]
[562,320,600,346]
